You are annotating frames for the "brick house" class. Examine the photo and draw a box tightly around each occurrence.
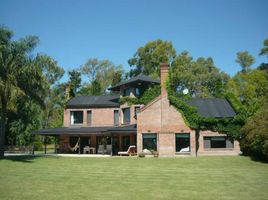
[34,64,240,156]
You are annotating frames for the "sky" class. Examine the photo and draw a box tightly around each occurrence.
[1,0,268,82]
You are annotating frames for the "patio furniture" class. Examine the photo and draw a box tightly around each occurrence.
[97,145,112,154]
[118,145,137,156]
[83,146,96,154]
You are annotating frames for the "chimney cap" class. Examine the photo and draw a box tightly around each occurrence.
[160,63,169,69]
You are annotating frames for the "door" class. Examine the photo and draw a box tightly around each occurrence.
[122,136,130,151]
[112,136,120,155]
[80,137,90,154]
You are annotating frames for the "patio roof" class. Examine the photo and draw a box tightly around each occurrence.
[33,124,137,136]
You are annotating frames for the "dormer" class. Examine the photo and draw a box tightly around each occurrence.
[108,74,160,98]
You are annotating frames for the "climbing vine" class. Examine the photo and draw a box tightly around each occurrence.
[166,78,247,140]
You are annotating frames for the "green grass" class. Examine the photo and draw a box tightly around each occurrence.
[0,156,267,200]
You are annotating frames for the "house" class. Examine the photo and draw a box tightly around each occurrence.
[33,64,240,156]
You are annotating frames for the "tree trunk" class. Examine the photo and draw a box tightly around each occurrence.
[0,98,7,158]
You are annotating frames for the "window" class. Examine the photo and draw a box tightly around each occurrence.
[122,107,130,124]
[134,106,140,116]
[70,111,83,125]
[175,133,190,152]
[204,136,234,149]
[114,110,119,126]
[142,134,157,151]
[123,88,131,96]
[87,111,92,126]
[135,88,140,97]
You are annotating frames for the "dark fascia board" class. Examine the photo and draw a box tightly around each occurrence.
[108,75,160,91]
[65,104,120,109]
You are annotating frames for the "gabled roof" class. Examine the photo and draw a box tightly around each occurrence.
[33,124,137,136]
[186,98,236,118]
[66,95,119,108]
[108,74,160,91]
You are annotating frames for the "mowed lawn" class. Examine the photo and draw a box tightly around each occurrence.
[0,156,268,200]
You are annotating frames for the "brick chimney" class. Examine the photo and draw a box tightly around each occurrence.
[160,63,169,97]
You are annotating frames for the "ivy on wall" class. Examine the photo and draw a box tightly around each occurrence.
[166,79,247,140]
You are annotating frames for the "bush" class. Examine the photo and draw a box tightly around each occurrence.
[241,103,268,161]
[34,140,43,151]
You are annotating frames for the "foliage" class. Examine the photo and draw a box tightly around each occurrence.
[167,77,245,139]
[235,51,255,73]
[259,38,268,57]
[241,102,268,161]
[80,58,124,94]
[68,70,81,98]
[170,51,229,98]
[128,39,177,77]
[8,97,42,146]
[226,69,268,115]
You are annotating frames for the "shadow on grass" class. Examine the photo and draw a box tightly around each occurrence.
[2,154,58,163]
[239,154,268,164]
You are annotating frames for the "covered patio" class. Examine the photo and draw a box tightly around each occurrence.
[32,124,137,156]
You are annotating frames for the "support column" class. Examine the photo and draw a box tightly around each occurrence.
[44,136,47,154]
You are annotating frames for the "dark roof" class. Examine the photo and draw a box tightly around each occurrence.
[66,95,119,108]
[186,98,236,118]
[33,124,137,136]
[109,74,160,91]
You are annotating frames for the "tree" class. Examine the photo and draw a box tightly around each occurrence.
[170,51,229,98]
[259,38,268,57]
[68,70,81,98]
[0,27,61,157]
[236,51,255,73]
[241,102,268,161]
[128,39,177,77]
[227,69,268,115]
[81,58,123,94]
[90,80,102,95]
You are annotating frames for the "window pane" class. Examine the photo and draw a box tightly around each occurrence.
[123,88,131,96]
[87,111,92,126]
[114,110,119,126]
[123,108,130,124]
[175,133,190,152]
[71,111,83,124]
[143,134,157,151]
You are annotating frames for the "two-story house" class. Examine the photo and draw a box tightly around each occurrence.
[34,64,240,156]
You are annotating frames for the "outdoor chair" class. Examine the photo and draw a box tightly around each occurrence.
[118,145,137,156]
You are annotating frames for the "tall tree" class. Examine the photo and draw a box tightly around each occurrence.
[0,27,62,157]
[236,51,255,73]
[170,51,229,97]
[68,70,81,98]
[128,39,177,77]
[80,58,123,94]
[259,38,268,57]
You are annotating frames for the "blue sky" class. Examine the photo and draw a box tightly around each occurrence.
[1,0,268,82]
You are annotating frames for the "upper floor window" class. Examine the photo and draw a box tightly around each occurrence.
[135,88,140,97]
[70,111,83,125]
[114,110,119,126]
[123,88,131,96]
[87,111,92,126]
[122,107,130,124]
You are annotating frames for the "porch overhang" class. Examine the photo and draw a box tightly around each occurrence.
[32,124,137,136]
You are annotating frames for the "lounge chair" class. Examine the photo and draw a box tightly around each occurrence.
[118,145,137,156]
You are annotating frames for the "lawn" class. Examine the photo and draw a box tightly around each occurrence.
[0,156,267,200]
